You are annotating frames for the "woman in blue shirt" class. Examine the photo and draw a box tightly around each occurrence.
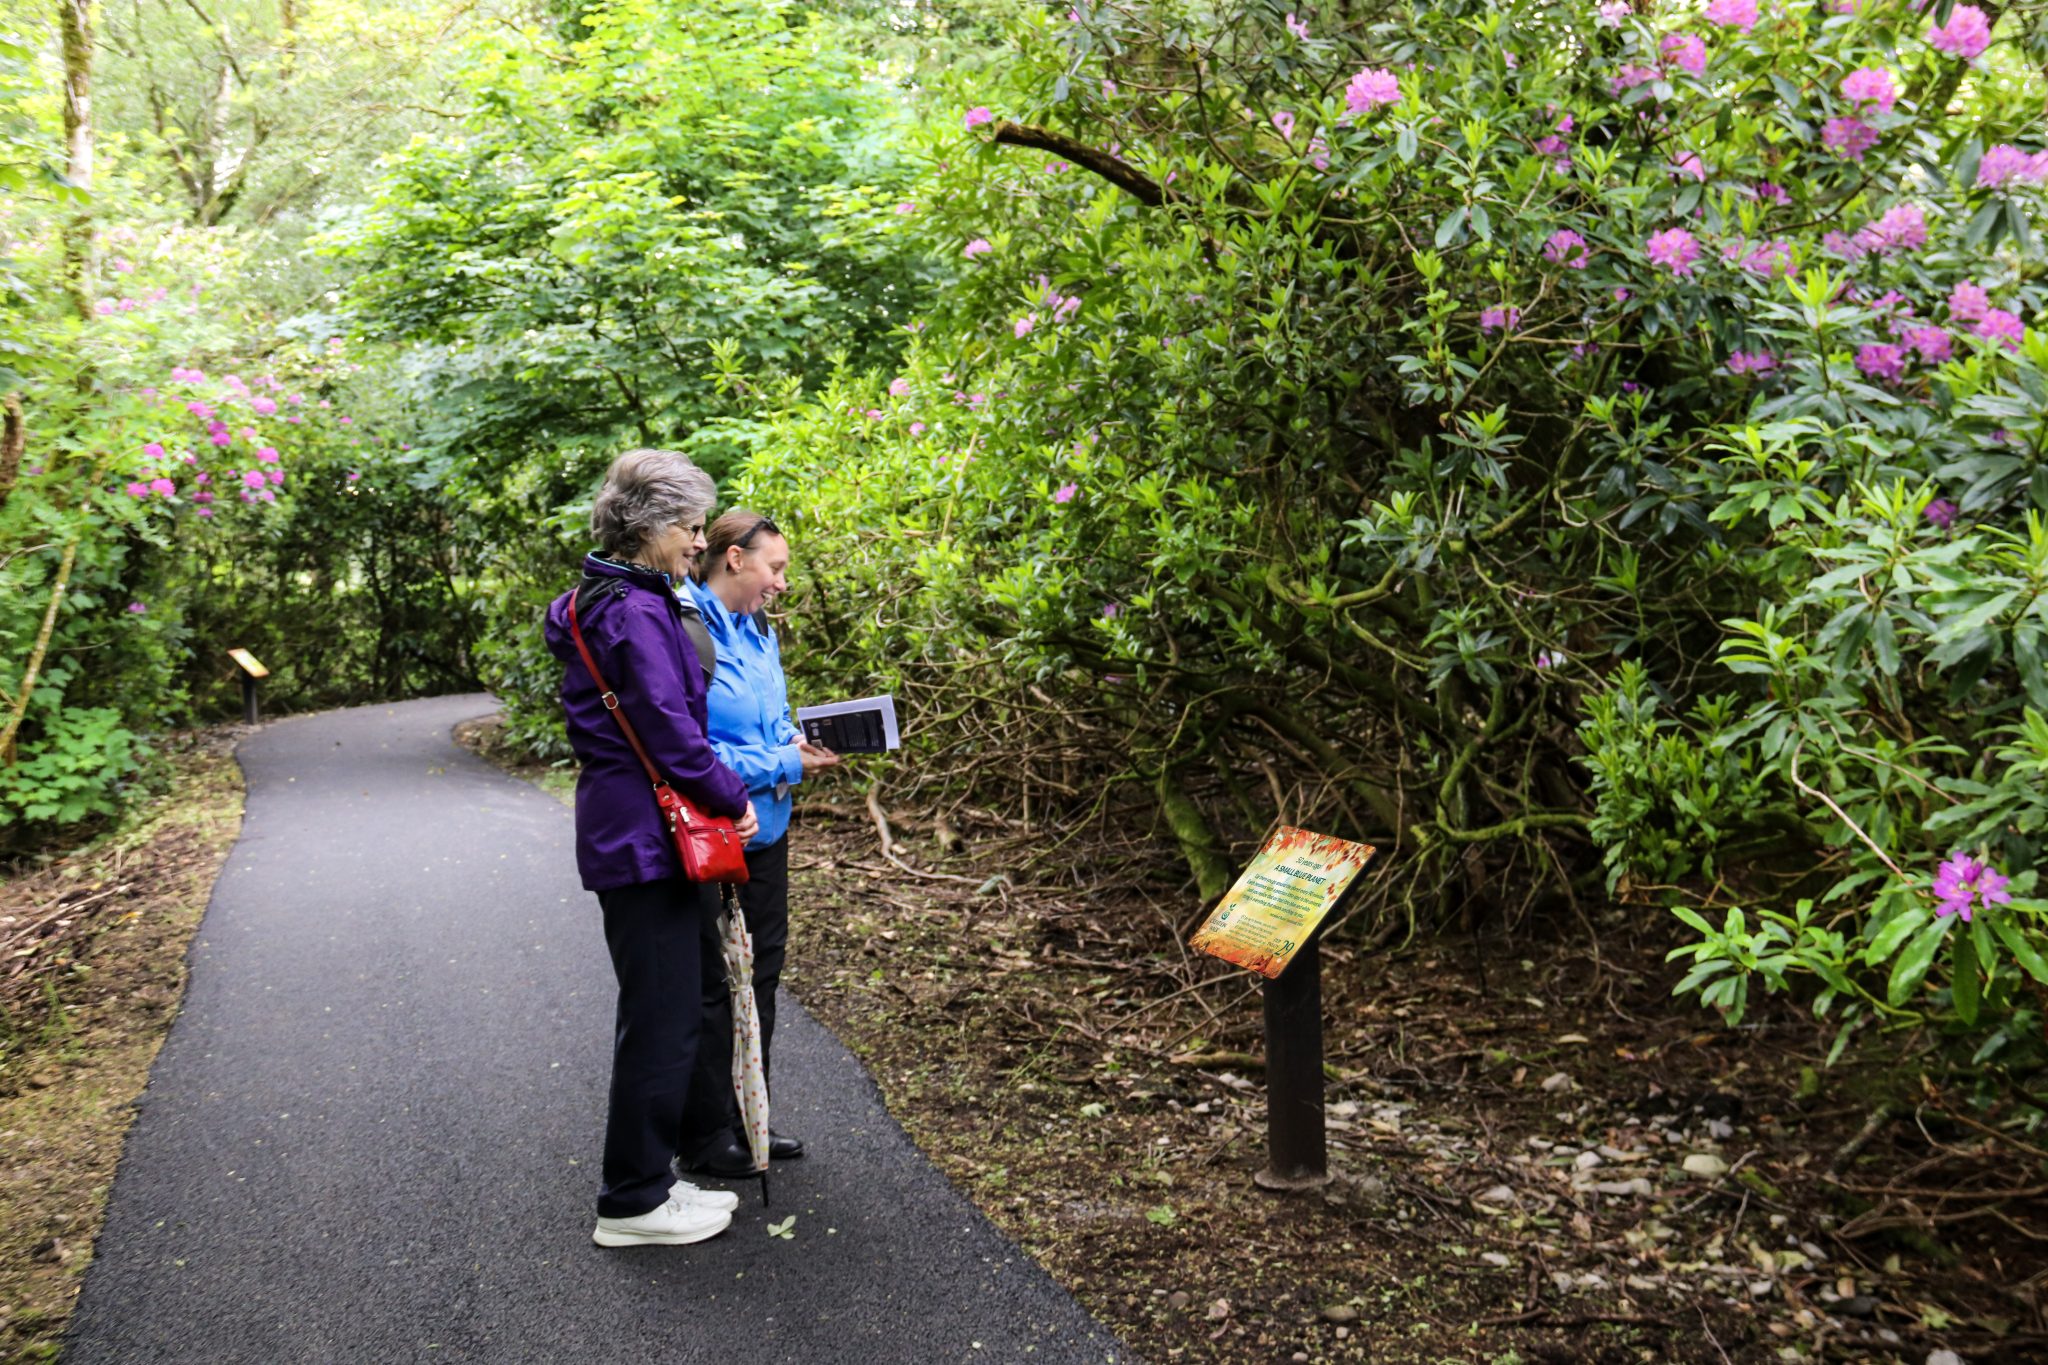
[676,508,840,1178]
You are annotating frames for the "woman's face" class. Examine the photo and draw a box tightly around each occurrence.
[722,532,789,615]
[640,515,707,580]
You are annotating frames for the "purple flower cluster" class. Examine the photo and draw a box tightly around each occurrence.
[1927,5,1993,62]
[1977,144,2048,190]
[1932,853,2011,922]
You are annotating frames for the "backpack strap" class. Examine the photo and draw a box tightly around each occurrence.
[675,596,717,685]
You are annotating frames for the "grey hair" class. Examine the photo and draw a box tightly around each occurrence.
[590,448,717,559]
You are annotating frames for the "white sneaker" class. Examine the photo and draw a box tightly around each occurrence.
[592,1194,732,1247]
[668,1177,739,1213]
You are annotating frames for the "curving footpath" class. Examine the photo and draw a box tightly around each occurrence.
[66,695,1132,1365]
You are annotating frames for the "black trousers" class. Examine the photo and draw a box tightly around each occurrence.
[681,834,790,1152]
[594,875,723,1218]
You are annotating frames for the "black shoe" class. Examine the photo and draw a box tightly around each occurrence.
[678,1132,759,1179]
[768,1130,805,1161]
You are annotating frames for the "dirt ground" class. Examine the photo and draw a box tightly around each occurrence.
[0,729,245,1364]
[770,806,2045,1365]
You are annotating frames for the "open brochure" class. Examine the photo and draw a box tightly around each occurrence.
[794,694,900,754]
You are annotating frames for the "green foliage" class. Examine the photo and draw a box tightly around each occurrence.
[0,707,137,830]
[703,0,2048,1067]
[328,0,935,747]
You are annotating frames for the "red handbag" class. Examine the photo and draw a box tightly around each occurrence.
[566,588,750,885]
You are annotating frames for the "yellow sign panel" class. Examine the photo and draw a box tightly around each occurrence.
[1189,826,1377,979]
[227,648,270,678]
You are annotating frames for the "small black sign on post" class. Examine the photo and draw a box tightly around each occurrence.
[1186,826,1377,1193]
[228,648,269,724]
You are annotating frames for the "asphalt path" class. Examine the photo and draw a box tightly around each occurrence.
[66,695,1132,1364]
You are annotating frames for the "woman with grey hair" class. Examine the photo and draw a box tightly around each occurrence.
[543,448,760,1247]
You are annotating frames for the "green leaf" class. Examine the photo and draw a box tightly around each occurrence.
[1952,928,1980,1025]
[1989,916,2048,984]
[1888,919,1950,1006]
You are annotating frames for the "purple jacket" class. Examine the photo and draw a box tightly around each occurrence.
[543,555,751,891]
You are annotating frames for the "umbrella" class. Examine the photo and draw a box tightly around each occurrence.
[717,886,772,1205]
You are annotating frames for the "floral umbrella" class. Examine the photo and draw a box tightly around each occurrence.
[717,888,772,1205]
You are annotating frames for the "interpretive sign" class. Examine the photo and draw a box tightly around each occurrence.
[1189,826,1376,979]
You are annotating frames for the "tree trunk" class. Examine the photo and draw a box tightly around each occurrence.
[0,538,80,765]
[58,0,94,319]
[0,394,23,511]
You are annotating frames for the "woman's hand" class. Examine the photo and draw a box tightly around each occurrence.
[798,740,842,775]
[735,801,760,842]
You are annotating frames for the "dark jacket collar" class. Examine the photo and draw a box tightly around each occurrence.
[583,552,674,591]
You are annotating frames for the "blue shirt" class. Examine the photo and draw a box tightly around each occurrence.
[683,579,804,850]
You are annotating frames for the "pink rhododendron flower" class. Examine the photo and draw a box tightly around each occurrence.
[889,378,911,397]
[142,441,165,459]
[1534,134,1571,170]
[1705,0,1759,31]
[1285,12,1310,40]
[964,106,993,129]
[1904,327,1953,362]
[1839,66,1898,114]
[1595,0,1631,27]
[1856,343,1906,382]
[268,469,284,486]
[863,408,883,421]
[149,477,175,497]
[1822,231,1865,260]
[909,422,927,437]
[243,470,267,489]
[1014,314,1037,338]
[125,481,149,497]
[1975,308,2024,348]
[1735,240,1795,277]
[1933,852,2011,921]
[1610,64,1660,95]
[1924,498,1960,529]
[893,202,916,215]
[127,601,147,614]
[1344,68,1400,116]
[1272,110,1296,140]
[1544,229,1590,268]
[1976,144,2045,189]
[1822,116,1879,161]
[1660,33,1708,75]
[1948,281,1990,321]
[338,415,353,425]
[1051,482,1078,504]
[963,239,992,259]
[1645,227,1700,275]
[209,430,233,447]
[195,507,213,518]
[1726,350,1778,375]
[1855,203,1928,256]
[255,446,280,463]
[1479,305,1522,333]
[1927,5,1992,61]
[94,299,115,316]
[1308,134,1331,170]
[250,396,277,416]
[1670,151,1706,181]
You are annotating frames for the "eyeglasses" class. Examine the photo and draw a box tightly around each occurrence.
[734,516,780,549]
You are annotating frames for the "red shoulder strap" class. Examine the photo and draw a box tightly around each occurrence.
[566,586,665,790]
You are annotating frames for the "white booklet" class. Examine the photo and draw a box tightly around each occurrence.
[794,694,900,753]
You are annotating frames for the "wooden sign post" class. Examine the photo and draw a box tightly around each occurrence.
[1188,826,1376,1191]
[228,649,269,724]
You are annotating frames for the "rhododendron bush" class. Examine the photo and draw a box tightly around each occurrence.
[719,0,2048,1066]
